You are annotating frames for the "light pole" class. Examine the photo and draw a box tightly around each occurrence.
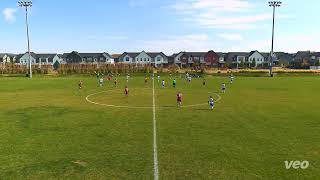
[268,1,281,77]
[18,1,33,78]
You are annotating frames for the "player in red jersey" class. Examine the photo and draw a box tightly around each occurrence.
[114,79,118,87]
[177,92,183,107]
[124,86,129,97]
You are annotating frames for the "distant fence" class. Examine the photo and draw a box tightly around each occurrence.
[0,63,157,75]
[0,64,319,75]
[310,66,320,70]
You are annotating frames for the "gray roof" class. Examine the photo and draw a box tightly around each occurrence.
[183,52,207,57]
[147,52,167,58]
[79,53,105,58]
[311,52,320,57]
[119,52,167,59]
[295,51,311,59]
[62,52,111,59]
[216,52,227,58]
[275,52,294,62]
[120,52,140,58]
[36,54,57,59]
[261,53,269,58]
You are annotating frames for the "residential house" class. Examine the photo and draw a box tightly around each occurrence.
[173,52,185,67]
[17,52,37,65]
[247,50,266,67]
[174,51,220,67]
[0,53,15,64]
[36,54,62,66]
[147,52,168,67]
[293,51,311,62]
[134,51,153,64]
[167,55,175,65]
[118,52,140,64]
[119,51,168,67]
[112,54,122,63]
[17,52,62,66]
[62,51,114,64]
[217,52,227,67]
[311,52,320,66]
[275,52,294,67]
[226,52,249,68]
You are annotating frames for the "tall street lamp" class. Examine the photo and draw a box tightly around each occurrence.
[18,1,33,78]
[268,1,281,77]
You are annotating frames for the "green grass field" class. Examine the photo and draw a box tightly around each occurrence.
[0,75,319,179]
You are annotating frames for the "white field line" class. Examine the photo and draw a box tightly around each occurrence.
[152,76,159,180]
[85,90,222,109]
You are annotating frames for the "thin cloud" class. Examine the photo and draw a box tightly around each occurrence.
[2,8,17,22]
[218,33,243,41]
[141,34,223,54]
[88,35,128,40]
[169,0,290,30]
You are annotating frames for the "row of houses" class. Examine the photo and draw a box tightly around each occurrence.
[1,50,320,68]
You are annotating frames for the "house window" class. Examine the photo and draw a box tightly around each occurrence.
[157,57,161,62]
[126,57,130,61]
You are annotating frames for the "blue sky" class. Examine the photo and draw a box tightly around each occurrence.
[1,0,319,55]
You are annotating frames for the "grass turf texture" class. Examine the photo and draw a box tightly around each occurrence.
[0,75,319,179]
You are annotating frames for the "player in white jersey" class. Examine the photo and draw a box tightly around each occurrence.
[230,74,234,84]
[221,83,226,93]
[188,76,192,83]
[162,80,165,88]
[158,75,161,83]
[126,74,130,83]
[208,96,215,110]
[99,78,104,87]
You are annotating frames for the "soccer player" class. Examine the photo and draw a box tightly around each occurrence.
[78,80,83,89]
[173,79,177,88]
[208,96,215,110]
[162,80,165,88]
[126,74,130,83]
[177,92,183,107]
[157,75,161,83]
[221,83,226,93]
[114,79,118,87]
[124,86,129,97]
[145,77,148,84]
[203,79,206,86]
[99,78,104,87]
[188,76,192,83]
[230,74,234,84]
